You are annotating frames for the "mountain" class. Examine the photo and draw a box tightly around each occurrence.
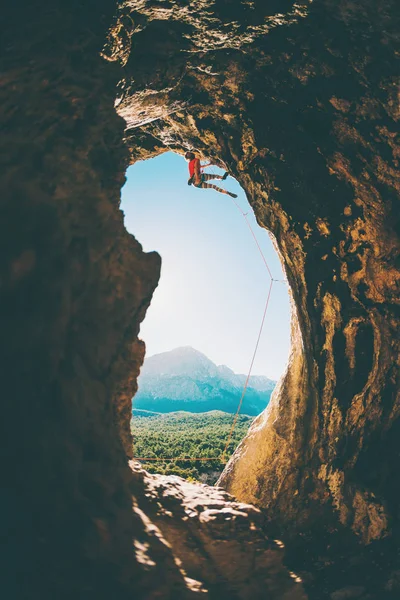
[133,346,276,416]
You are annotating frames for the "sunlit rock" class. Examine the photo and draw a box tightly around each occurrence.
[2,0,399,598]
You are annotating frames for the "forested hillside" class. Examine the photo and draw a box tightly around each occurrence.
[131,410,254,483]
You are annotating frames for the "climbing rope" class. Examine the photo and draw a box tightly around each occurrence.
[229,195,274,279]
[133,192,286,464]
[221,278,274,462]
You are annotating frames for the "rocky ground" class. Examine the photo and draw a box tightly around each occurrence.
[130,461,306,599]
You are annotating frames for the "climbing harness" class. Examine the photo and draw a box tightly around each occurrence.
[133,191,288,465]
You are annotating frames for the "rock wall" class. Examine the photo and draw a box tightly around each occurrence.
[1,1,305,598]
[2,0,399,598]
[114,0,400,593]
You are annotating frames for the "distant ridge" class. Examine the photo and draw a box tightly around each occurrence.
[132,409,161,417]
[133,346,275,416]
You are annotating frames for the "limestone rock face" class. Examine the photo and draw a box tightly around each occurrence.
[2,0,400,598]
[130,461,306,599]
[114,0,400,582]
[1,1,161,598]
[1,1,306,599]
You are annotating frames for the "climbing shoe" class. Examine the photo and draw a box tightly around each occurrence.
[227,192,238,198]
[222,171,229,180]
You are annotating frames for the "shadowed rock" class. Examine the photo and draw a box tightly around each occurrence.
[130,461,306,599]
[1,0,399,598]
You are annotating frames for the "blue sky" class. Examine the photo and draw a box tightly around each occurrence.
[121,152,290,380]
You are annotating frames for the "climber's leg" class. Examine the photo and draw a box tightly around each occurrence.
[202,172,230,181]
[202,173,224,181]
[197,180,237,198]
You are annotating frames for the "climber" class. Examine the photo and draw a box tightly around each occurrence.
[185,151,237,198]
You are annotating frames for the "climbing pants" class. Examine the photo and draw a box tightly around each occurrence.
[194,173,226,194]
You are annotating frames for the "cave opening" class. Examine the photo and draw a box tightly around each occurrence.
[121,151,291,483]
[3,0,400,596]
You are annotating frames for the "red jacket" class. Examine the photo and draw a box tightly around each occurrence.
[188,158,200,178]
